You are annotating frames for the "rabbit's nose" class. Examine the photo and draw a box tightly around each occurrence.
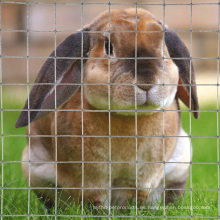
[136,83,154,92]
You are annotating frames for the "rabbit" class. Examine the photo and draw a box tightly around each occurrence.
[16,8,199,209]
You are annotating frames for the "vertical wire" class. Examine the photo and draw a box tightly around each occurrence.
[108,0,112,218]
[190,0,193,218]
[81,0,84,218]
[162,0,166,218]
[134,1,138,219]
[54,0,58,218]
[26,1,31,219]
[0,2,3,219]
[217,0,220,218]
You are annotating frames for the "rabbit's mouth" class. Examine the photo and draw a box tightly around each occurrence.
[113,84,177,116]
[136,84,177,107]
[84,78,177,115]
[111,87,171,116]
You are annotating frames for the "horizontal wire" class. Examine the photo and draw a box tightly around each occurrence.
[2,29,220,33]
[1,83,219,86]
[1,1,219,6]
[0,108,212,113]
[1,187,219,191]
[1,55,220,60]
[1,135,219,138]
[0,214,218,219]
[2,160,219,165]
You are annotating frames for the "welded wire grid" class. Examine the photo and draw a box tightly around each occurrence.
[0,0,219,219]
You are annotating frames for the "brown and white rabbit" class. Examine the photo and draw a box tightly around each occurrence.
[16,8,199,208]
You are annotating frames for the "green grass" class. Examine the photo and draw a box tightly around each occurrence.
[0,99,219,219]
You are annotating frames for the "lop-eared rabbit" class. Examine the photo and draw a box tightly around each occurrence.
[16,8,199,208]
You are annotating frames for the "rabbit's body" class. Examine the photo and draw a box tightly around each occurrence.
[22,90,190,206]
[18,8,198,208]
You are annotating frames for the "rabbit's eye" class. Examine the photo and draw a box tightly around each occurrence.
[105,39,113,56]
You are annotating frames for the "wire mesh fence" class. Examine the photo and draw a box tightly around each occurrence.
[0,0,220,219]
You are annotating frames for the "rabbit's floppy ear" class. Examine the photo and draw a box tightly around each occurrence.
[16,30,90,128]
[165,27,199,119]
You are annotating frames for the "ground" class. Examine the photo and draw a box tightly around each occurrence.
[0,98,219,219]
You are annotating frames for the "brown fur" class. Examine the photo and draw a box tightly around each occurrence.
[27,89,179,205]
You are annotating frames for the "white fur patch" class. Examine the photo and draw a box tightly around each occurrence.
[147,83,177,108]
[165,128,191,182]
[147,187,163,205]
[146,129,191,205]
[22,145,55,183]
[136,86,147,105]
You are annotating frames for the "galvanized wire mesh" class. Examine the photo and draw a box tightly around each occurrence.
[0,0,220,219]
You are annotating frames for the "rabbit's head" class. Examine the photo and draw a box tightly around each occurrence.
[84,8,180,114]
[16,8,199,127]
